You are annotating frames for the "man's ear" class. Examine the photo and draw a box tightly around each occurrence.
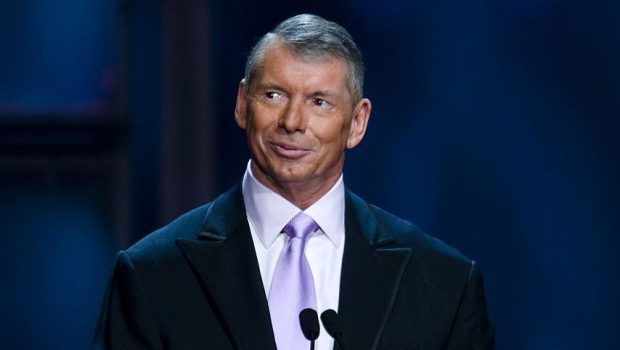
[346,98,371,149]
[235,79,248,129]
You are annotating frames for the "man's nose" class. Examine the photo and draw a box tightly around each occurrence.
[278,99,306,133]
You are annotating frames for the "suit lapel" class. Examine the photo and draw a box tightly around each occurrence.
[338,191,412,350]
[175,186,276,350]
[173,186,411,350]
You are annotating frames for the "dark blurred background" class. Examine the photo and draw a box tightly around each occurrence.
[1,0,618,349]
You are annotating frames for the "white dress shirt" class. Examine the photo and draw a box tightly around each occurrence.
[242,161,345,350]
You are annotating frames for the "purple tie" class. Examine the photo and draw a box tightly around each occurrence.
[268,212,319,349]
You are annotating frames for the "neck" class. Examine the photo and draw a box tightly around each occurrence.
[250,163,342,210]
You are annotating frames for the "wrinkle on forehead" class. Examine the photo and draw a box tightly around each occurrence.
[249,41,353,100]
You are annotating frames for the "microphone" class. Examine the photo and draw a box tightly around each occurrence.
[299,308,320,350]
[321,309,345,350]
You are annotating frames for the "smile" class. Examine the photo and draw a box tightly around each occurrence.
[267,141,312,159]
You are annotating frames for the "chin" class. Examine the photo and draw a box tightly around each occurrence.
[272,169,311,183]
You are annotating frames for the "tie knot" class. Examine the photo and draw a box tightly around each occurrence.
[283,212,318,239]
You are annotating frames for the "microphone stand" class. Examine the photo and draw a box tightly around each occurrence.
[299,308,320,350]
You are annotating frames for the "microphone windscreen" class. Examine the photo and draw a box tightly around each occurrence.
[299,308,320,341]
[320,309,343,337]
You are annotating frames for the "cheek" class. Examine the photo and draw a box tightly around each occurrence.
[248,128,265,151]
[248,107,278,134]
[314,127,350,157]
[322,119,350,142]
[246,118,275,155]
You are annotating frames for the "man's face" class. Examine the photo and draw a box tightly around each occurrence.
[235,41,370,195]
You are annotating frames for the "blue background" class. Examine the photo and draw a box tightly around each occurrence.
[1,0,618,349]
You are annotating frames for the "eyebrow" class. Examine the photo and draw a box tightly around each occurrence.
[253,82,340,99]
[310,90,338,98]
[254,82,286,92]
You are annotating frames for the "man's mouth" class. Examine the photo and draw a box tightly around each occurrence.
[268,141,311,159]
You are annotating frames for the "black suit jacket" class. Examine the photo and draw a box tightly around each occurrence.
[94,185,494,349]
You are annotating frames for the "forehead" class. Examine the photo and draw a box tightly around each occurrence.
[253,41,350,93]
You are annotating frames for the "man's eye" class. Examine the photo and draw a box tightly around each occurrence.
[314,98,328,107]
[266,91,280,99]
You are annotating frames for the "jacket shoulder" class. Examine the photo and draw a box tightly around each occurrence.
[124,202,213,262]
[367,202,472,266]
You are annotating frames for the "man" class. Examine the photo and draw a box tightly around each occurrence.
[94,14,494,350]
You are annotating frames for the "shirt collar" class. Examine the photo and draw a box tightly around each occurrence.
[242,160,345,249]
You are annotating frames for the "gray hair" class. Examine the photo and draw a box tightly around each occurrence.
[244,14,365,103]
